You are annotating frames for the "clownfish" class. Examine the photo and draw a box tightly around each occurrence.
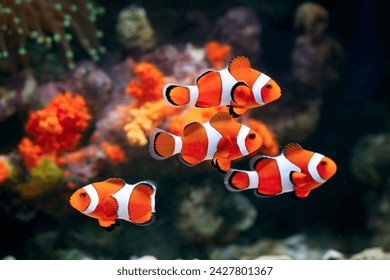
[163,56,282,117]
[224,143,337,198]
[149,111,263,173]
[69,178,156,231]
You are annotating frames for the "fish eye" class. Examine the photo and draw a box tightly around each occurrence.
[248,133,256,140]
[320,161,327,166]
[266,84,272,89]
[80,192,87,198]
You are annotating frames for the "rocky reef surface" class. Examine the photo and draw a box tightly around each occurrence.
[0,0,388,260]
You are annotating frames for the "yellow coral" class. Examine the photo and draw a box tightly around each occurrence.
[124,100,179,146]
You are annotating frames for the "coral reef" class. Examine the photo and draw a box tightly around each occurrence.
[350,247,390,260]
[24,91,91,155]
[177,183,257,244]
[351,134,390,250]
[212,7,261,61]
[100,141,126,163]
[0,0,387,262]
[291,2,343,97]
[0,70,37,122]
[350,134,390,188]
[116,5,156,52]
[204,41,231,70]
[0,0,105,73]
[123,61,178,146]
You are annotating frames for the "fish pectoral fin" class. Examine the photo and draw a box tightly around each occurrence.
[294,189,311,199]
[231,81,250,104]
[291,172,309,188]
[228,105,247,118]
[99,218,116,228]
[212,158,230,173]
[217,135,234,152]
[101,196,118,219]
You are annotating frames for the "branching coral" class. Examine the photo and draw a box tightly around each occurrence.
[17,137,43,170]
[25,91,91,154]
[125,62,166,102]
[18,91,91,171]
[100,141,126,163]
[124,99,178,146]
[123,62,179,146]
[0,0,105,72]
[205,41,231,70]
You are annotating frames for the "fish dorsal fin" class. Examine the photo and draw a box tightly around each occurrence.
[183,121,203,137]
[209,111,231,124]
[283,143,303,157]
[228,56,251,76]
[105,178,126,186]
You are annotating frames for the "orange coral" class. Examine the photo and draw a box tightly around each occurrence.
[101,141,126,163]
[18,137,43,170]
[0,160,9,184]
[168,107,228,135]
[122,61,179,146]
[248,119,280,156]
[205,41,231,69]
[25,91,91,154]
[125,62,166,102]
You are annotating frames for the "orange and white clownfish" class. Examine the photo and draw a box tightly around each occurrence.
[224,143,337,198]
[163,56,282,117]
[149,111,263,173]
[69,178,156,231]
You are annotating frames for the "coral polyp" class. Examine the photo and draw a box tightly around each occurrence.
[0,0,105,72]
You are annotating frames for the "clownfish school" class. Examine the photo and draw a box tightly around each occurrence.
[69,56,337,230]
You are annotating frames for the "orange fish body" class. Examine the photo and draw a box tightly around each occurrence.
[149,112,263,173]
[164,56,282,117]
[225,143,337,198]
[69,178,156,231]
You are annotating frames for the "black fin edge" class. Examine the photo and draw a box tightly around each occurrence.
[165,85,179,106]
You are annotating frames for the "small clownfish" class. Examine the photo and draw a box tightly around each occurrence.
[163,56,282,117]
[224,143,337,198]
[69,178,156,231]
[149,111,263,173]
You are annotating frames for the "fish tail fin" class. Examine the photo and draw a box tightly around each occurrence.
[149,128,182,160]
[164,83,198,106]
[224,169,258,192]
[130,181,157,225]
